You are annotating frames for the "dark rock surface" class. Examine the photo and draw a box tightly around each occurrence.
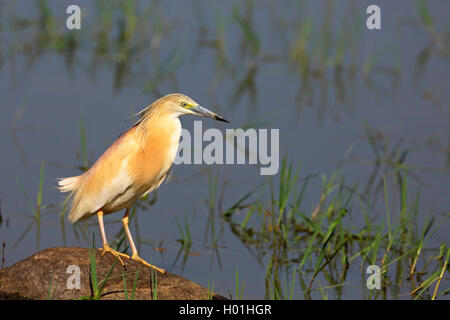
[0,247,225,300]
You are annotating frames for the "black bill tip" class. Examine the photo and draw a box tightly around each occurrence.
[214,115,230,123]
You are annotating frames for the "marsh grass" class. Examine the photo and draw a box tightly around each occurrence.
[4,0,445,117]
[222,157,449,299]
[79,237,119,300]
[14,159,46,249]
[122,270,139,300]
[79,111,88,172]
[206,279,215,300]
[234,266,245,300]
[150,259,158,300]
[3,0,449,300]
[175,213,192,247]
[171,213,194,273]
[46,276,55,300]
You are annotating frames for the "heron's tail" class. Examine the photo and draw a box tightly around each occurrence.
[58,175,87,223]
[57,175,83,192]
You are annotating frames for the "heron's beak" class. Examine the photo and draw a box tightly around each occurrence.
[190,105,229,123]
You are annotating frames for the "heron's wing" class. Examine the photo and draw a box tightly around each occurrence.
[140,166,172,198]
[68,129,138,222]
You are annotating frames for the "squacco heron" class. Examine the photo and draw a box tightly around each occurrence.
[58,93,228,273]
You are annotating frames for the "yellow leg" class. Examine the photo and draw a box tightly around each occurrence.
[97,210,130,265]
[122,208,166,274]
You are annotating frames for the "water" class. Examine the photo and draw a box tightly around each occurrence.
[0,0,449,299]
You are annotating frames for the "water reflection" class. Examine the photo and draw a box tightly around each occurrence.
[1,0,449,299]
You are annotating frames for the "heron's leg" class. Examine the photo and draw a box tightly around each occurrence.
[122,208,166,274]
[97,210,130,265]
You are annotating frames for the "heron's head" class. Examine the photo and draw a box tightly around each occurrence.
[160,93,229,123]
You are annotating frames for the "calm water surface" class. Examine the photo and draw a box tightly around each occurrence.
[0,0,449,299]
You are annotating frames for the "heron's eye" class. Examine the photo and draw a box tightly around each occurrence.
[181,102,188,108]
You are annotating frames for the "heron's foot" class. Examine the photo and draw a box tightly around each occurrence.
[131,254,166,274]
[99,244,130,265]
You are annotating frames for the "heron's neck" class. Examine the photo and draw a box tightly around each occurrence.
[137,111,181,143]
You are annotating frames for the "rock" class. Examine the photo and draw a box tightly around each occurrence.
[0,247,225,300]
